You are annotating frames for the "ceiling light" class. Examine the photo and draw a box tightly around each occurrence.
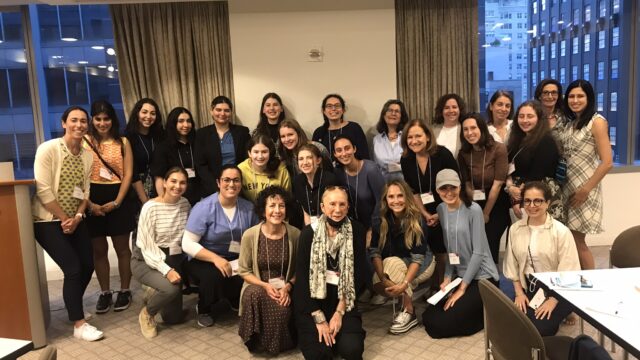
[61,37,78,42]
[108,65,115,72]
[106,48,116,56]
[91,45,105,50]
[98,65,107,69]
[78,61,89,64]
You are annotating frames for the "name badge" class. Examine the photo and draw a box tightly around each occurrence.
[528,288,546,310]
[448,253,460,265]
[420,192,435,205]
[268,277,286,289]
[99,167,113,180]
[229,240,241,254]
[186,168,196,178]
[387,162,402,173]
[326,270,340,286]
[508,163,516,175]
[72,186,85,200]
[169,246,182,255]
[229,259,239,276]
[310,216,318,227]
[473,190,486,201]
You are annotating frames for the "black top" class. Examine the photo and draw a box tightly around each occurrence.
[126,132,157,183]
[509,133,559,183]
[370,215,429,260]
[401,145,460,214]
[293,169,340,217]
[195,123,250,196]
[150,140,201,205]
[293,220,369,316]
[253,123,280,146]
[312,121,370,161]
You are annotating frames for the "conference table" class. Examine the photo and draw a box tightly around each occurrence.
[533,267,640,359]
[0,338,33,360]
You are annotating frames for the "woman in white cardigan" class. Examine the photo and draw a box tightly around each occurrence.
[503,181,580,336]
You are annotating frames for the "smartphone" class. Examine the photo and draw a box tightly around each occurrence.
[580,275,593,288]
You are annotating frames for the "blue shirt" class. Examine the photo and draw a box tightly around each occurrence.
[372,132,404,182]
[185,193,259,260]
[220,131,236,166]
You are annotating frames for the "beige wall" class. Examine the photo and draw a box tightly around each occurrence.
[228,8,397,141]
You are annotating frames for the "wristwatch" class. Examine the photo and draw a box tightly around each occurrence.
[312,311,327,324]
[75,212,85,220]
[113,200,120,209]
[335,308,345,316]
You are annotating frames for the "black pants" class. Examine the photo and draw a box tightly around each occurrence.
[525,277,573,336]
[297,312,365,360]
[422,279,496,339]
[186,258,243,314]
[34,221,94,322]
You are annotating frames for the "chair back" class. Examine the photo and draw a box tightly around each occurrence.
[610,225,640,268]
[38,345,57,360]
[478,279,545,360]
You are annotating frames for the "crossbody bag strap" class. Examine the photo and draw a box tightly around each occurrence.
[83,136,122,181]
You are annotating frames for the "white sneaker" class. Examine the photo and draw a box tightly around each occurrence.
[73,323,104,341]
[370,294,388,305]
[389,310,418,335]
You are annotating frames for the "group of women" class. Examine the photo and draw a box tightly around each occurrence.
[31,78,611,357]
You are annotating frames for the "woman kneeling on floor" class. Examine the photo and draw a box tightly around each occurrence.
[131,167,191,339]
[369,179,435,334]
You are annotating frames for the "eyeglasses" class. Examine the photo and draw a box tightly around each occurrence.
[220,177,241,184]
[541,90,559,97]
[522,198,546,207]
[386,109,401,114]
[324,104,343,110]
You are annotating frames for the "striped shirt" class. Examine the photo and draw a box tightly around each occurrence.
[136,197,191,276]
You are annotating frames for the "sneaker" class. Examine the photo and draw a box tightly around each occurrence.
[389,310,418,335]
[196,305,214,328]
[73,323,104,341]
[113,291,132,312]
[95,292,113,314]
[370,294,388,305]
[138,307,157,339]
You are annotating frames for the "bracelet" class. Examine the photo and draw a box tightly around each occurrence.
[286,280,294,289]
[75,212,85,220]
[113,200,120,208]
[335,308,345,317]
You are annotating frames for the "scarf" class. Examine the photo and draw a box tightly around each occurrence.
[309,215,356,311]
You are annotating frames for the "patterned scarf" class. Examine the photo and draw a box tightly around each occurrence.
[309,215,356,311]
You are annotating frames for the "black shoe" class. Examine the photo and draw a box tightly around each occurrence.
[113,291,132,312]
[96,292,113,314]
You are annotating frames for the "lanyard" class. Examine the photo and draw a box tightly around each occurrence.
[177,144,194,169]
[223,205,244,244]
[445,207,460,254]
[305,169,323,215]
[137,135,154,163]
[415,156,432,194]
[265,232,286,278]
[344,162,360,219]
[326,126,344,158]
[510,146,525,164]
[469,150,486,191]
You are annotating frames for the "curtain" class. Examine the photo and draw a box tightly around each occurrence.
[395,0,479,123]
[110,1,233,127]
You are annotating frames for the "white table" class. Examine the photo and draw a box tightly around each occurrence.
[0,338,33,360]
[533,268,640,359]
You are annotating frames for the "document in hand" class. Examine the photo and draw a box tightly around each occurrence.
[427,277,463,305]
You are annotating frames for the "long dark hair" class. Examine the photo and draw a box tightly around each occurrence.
[563,79,596,130]
[125,98,164,140]
[459,113,495,153]
[247,134,280,177]
[486,90,514,124]
[507,100,550,154]
[534,79,564,114]
[89,100,122,145]
[375,99,409,134]
[165,107,196,146]
[433,94,466,125]
[256,92,286,134]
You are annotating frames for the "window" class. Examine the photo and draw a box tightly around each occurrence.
[533,1,538,14]
[542,0,546,11]
[541,21,546,33]
[551,42,556,58]
[572,36,579,54]
[560,67,566,84]
[573,8,580,24]
[584,33,591,52]
[550,69,556,79]
[561,40,566,56]
[532,72,537,87]
[583,64,590,81]
[540,70,545,79]
[572,65,578,80]
[584,5,591,22]
[541,45,545,60]
[599,30,606,49]
[599,1,607,18]
[611,59,619,78]
[597,92,604,111]
[610,92,617,111]
[613,0,620,14]
[533,47,537,62]
[597,61,605,80]
[612,27,619,47]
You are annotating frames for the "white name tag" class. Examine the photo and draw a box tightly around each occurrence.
[186,168,196,178]
[326,270,340,286]
[268,277,286,289]
[473,190,486,201]
[529,288,546,310]
[72,186,85,200]
[387,162,402,173]
[229,259,239,276]
[420,192,435,205]
[99,167,113,180]
[508,163,516,175]
[448,253,460,265]
[310,216,318,227]
[228,240,241,254]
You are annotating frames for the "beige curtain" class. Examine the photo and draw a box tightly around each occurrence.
[395,0,479,123]
[110,1,233,127]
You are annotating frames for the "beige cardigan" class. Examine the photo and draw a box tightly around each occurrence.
[237,222,300,315]
[503,214,580,287]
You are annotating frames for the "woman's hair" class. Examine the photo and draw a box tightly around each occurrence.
[433,94,467,125]
[563,79,597,130]
[277,119,309,166]
[534,79,564,114]
[332,134,358,163]
[247,134,280,177]
[256,92,286,133]
[507,100,550,154]
[459,113,495,153]
[321,93,346,126]
[378,180,424,251]
[400,119,438,157]
[125,98,164,140]
[297,143,324,168]
[486,90,514,124]
[254,185,291,221]
[164,166,188,181]
[375,99,410,134]
[218,164,242,181]
[61,106,89,136]
[210,95,233,111]
[165,107,196,146]
[522,181,551,202]
[88,100,121,144]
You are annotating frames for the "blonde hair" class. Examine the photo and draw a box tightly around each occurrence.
[378,180,424,250]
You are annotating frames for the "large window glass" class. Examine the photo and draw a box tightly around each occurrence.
[0,10,36,179]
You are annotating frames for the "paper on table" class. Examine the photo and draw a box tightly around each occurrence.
[586,300,626,318]
[229,259,239,276]
[427,277,462,305]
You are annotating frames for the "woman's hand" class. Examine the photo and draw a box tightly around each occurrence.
[534,297,558,320]
[276,286,291,307]
[90,203,105,216]
[328,312,343,342]
[569,186,590,208]
[100,201,116,214]
[212,257,232,277]
[385,282,408,297]
[512,204,523,219]
[444,287,466,311]
[514,293,529,313]
[316,321,334,347]
[262,282,281,302]
[439,278,451,292]
[61,216,81,234]
[508,184,523,201]
[166,269,181,284]
[426,212,439,227]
